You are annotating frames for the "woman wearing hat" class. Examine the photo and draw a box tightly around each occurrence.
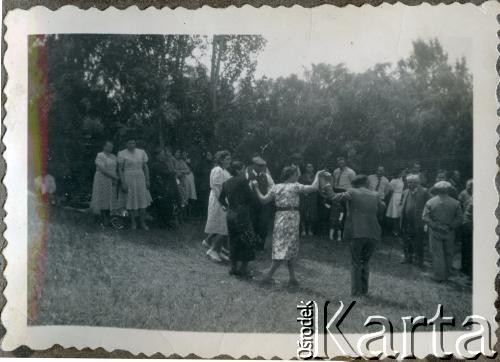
[252,166,320,286]
[117,137,152,230]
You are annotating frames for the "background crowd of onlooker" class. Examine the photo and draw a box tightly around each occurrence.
[88,139,473,293]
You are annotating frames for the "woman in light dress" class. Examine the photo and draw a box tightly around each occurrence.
[90,141,119,226]
[117,138,152,230]
[173,149,197,209]
[203,150,232,262]
[385,168,407,235]
[182,150,197,203]
[252,166,320,286]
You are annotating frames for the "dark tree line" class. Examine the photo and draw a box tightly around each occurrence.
[29,35,472,201]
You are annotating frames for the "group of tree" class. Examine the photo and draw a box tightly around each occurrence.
[29,34,472,200]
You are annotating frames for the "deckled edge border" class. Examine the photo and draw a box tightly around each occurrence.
[0,0,496,359]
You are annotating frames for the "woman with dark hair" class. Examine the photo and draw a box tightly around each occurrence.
[150,147,178,228]
[219,161,258,277]
[203,150,232,262]
[117,137,152,230]
[173,149,191,210]
[252,166,320,285]
[90,140,119,226]
[386,168,407,235]
[182,150,197,204]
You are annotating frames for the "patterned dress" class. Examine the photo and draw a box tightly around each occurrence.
[117,148,152,210]
[90,152,118,213]
[204,166,231,235]
[270,182,307,260]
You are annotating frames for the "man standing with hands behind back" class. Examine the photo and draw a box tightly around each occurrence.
[399,174,430,268]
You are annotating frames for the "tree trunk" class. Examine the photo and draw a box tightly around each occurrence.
[210,35,223,113]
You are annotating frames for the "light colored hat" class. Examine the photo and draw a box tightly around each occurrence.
[406,174,420,182]
[252,156,267,166]
[433,180,452,191]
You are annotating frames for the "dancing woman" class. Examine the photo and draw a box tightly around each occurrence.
[203,150,232,262]
[219,161,259,278]
[252,166,320,286]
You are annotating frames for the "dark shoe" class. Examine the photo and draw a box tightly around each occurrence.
[238,270,254,280]
[288,279,299,288]
[259,276,273,285]
[229,268,240,276]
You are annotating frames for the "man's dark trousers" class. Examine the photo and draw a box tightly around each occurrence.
[350,237,376,296]
[251,203,272,250]
[402,222,424,266]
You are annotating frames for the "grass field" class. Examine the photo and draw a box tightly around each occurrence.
[28,206,472,333]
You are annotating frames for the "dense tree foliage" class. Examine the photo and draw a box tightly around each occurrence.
[29,35,472,199]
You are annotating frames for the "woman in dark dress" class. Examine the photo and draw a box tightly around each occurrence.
[219,161,258,278]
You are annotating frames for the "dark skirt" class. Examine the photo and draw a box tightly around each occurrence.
[227,206,258,262]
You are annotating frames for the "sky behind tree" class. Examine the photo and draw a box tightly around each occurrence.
[251,5,473,78]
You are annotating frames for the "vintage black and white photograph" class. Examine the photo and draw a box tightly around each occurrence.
[26,30,475,331]
[2,3,498,358]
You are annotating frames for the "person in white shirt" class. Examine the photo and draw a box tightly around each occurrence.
[367,166,391,200]
[332,157,356,190]
[246,156,275,250]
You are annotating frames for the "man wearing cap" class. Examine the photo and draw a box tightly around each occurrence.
[246,156,275,250]
[399,174,430,268]
[422,181,463,282]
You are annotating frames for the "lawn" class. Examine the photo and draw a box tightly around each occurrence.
[28,206,472,333]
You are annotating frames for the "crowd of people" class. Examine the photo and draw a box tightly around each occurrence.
[89,138,473,296]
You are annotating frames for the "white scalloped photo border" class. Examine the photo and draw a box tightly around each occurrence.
[2,3,499,358]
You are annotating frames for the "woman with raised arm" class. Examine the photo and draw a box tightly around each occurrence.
[252,166,321,286]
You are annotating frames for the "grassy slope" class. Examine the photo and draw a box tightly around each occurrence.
[30,208,471,333]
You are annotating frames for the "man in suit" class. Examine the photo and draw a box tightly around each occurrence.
[399,174,430,268]
[246,156,275,250]
[330,175,384,296]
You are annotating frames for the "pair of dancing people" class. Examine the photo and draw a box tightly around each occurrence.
[205,154,322,283]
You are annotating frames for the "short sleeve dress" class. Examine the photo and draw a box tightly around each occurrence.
[204,166,231,235]
[386,177,405,218]
[270,182,307,260]
[90,152,118,213]
[117,148,152,210]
